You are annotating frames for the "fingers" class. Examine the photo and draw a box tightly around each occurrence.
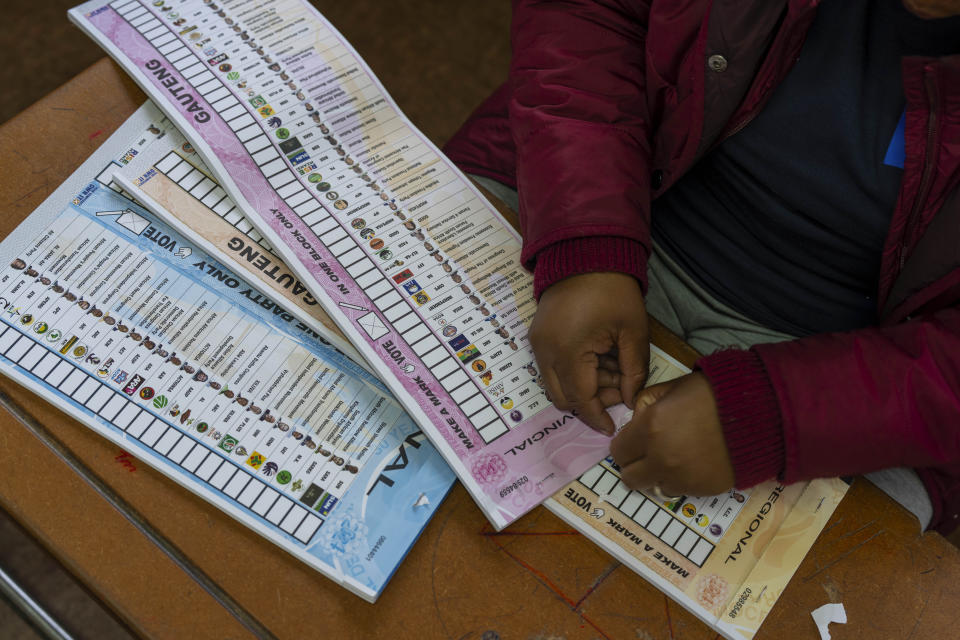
[610,382,671,471]
[577,396,616,434]
[528,272,647,435]
[613,423,676,496]
[598,387,622,407]
[617,326,649,409]
[633,381,671,409]
[609,408,647,466]
[617,457,658,493]
[555,352,616,433]
[540,367,567,409]
[597,353,620,372]
[546,357,622,419]
[619,458,684,498]
[615,427,679,497]
[596,368,620,388]
[611,375,734,498]
[542,365,615,431]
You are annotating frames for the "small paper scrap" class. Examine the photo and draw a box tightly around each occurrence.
[413,493,430,508]
[811,602,846,640]
[616,409,633,434]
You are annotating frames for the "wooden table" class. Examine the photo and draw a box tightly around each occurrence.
[1,58,958,640]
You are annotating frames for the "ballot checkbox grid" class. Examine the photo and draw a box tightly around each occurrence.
[578,463,715,567]
[151,150,512,443]
[149,152,275,254]
[94,162,124,194]
[0,319,324,546]
[91,161,145,208]
[112,0,516,447]
[111,0,341,259]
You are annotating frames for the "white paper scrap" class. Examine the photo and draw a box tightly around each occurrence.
[615,409,633,434]
[811,602,847,640]
[414,493,430,508]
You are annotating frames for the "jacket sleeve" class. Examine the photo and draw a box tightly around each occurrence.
[509,0,653,297]
[697,307,960,532]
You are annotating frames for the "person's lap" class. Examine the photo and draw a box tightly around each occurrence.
[470,173,933,530]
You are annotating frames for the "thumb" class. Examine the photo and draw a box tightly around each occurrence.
[632,381,671,412]
[618,328,649,409]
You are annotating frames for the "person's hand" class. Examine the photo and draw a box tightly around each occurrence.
[902,0,960,19]
[610,372,735,497]
[530,272,648,434]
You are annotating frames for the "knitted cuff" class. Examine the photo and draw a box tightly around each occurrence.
[697,348,785,489]
[532,236,648,300]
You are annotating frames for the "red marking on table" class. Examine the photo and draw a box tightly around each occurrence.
[664,594,675,639]
[479,521,615,639]
[114,450,137,472]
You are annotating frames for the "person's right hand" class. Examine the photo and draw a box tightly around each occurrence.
[529,272,649,435]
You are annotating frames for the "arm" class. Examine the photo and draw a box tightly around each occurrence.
[509,0,653,296]
[612,308,960,531]
[511,0,657,430]
[707,308,960,485]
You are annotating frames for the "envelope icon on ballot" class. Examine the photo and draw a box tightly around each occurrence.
[357,311,389,340]
[118,209,151,235]
[95,208,151,235]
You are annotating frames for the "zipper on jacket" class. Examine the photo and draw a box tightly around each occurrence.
[714,110,761,150]
[899,68,940,270]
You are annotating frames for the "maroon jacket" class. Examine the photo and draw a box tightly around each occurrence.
[444,0,960,532]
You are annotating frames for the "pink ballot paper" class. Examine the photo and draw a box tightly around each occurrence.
[70,0,615,528]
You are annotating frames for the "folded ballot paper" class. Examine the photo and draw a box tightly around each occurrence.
[53,0,848,633]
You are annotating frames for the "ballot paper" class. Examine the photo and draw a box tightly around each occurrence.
[70,0,617,529]
[0,114,455,601]
[546,351,849,640]
[97,103,370,370]
[100,97,847,639]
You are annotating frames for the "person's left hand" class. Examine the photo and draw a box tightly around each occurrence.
[610,372,736,497]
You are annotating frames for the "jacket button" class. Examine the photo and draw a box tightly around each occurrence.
[651,169,664,189]
[708,54,728,72]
